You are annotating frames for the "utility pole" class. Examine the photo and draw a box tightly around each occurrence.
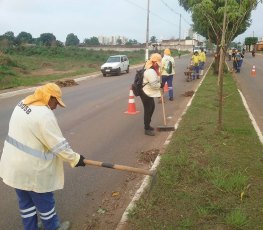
[179,13,181,51]
[145,0,150,61]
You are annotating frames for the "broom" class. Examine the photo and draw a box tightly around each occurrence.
[156,87,175,132]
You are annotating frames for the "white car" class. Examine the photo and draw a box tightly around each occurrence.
[101,55,129,77]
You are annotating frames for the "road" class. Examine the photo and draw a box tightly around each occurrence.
[0,54,213,229]
[229,52,263,134]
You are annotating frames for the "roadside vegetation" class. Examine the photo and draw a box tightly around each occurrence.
[0,47,186,90]
[0,47,146,90]
[127,70,263,229]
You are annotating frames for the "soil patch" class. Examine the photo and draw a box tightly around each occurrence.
[182,90,194,97]
[82,148,160,230]
[55,79,78,87]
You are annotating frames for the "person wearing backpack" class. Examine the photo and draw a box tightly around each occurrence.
[161,48,175,101]
[234,49,242,73]
[140,53,163,136]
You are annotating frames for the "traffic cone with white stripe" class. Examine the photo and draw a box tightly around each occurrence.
[164,82,168,92]
[251,65,256,77]
[124,88,139,114]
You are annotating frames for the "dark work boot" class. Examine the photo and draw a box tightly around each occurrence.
[145,129,155,136]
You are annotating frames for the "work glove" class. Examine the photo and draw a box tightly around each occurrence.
[75,155,86,167]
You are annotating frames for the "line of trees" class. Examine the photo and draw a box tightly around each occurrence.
[178,0,261,130]
[0,31,140,48]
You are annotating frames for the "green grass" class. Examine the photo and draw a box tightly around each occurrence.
[0,47,146,90]
[127,70,263,229]
[0,46,189,90]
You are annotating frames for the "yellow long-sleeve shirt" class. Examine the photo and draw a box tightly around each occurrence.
[191,54,201,65]
[199,51,206,62]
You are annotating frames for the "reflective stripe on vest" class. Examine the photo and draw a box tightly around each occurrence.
[6,135,55,160]
[51,139,70,155]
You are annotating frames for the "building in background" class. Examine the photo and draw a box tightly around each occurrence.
[98,35,128,45]
[160,39,200,52]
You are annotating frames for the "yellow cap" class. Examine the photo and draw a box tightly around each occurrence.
[145,53,162,69]
[164,48,171,55]
[24,83,66,107]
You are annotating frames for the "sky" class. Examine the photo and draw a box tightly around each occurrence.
[0,0,262,44]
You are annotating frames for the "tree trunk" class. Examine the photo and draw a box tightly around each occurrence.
[213,45,221,75]
[217,0,227,131]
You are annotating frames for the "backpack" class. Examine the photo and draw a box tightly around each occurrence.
[166,60,172,74]
[131,67,147,96]
[235,53,241,61]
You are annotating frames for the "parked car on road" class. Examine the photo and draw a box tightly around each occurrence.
[101,55,129,77]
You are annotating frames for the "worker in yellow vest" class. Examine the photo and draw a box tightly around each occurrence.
[199,48,206,76]
[0,83,86,230]
[191,51,201,80]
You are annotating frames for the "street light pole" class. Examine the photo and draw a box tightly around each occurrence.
[179,13,181,51]
[145,0,150,61]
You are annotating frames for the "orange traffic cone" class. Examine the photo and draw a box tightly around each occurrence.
[124,88,140,115]
[164,82,168,92]
[251,65,256,77]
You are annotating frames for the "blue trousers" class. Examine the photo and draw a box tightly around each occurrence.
[15,189,60,230]
[199,61,205,70]
[193,65,199,79]
[161,75,174,99]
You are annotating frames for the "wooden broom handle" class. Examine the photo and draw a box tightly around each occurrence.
[160,91,167,126]
[84,159,155,176]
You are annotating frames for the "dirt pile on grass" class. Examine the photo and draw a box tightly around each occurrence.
[182,90,194,97]
[55,79,78,87]
[138,148,159,164]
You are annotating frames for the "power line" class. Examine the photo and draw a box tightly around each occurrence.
[123,0,179,27]
[160,0,192,26]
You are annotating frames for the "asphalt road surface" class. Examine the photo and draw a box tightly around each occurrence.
[0,54,226,230]
[229,52,263,134]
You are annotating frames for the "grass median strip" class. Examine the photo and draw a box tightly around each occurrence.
[127,71,263,229]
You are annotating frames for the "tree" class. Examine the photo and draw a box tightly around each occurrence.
[125,39,139,46]
[56,40,64,47]
[3,31,15,42]
[178,0,261,130]
[38,33,56,46]
[65,33,80,46]
[245,36,258,51]
[0,31,15,47]
[116,38,122,45]
[16,32,33,45]
[179,0,257,48]
[150,36,157,43]
[83,37,100,46]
